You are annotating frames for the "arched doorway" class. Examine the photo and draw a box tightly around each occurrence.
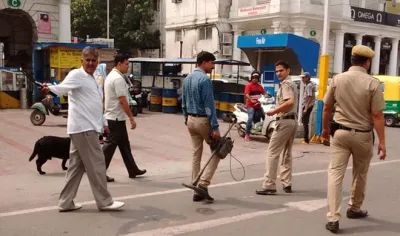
[0,8,37,68]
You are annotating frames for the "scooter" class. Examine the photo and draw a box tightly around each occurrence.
[128,91,139,117]
[30,93,68,126]
[234,94,277,143]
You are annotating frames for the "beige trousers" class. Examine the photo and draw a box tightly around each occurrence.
[263,119,298,189]
[187,116,220,188]
[327,129,373,222]
[59,130,113,209]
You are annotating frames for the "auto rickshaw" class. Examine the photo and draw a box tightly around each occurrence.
[374,75,400,127]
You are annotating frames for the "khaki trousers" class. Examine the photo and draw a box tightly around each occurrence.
[327,129,373,222]
[59,130,113,209]
[263,119,298,189]
[187,116,220,188]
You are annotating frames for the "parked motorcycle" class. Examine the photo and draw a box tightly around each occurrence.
[128,92,139,117]
[129,75,148,113]
[234,94,277,143]
[30,93,68,126]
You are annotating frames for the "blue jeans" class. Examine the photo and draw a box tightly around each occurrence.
[246,107,255,135]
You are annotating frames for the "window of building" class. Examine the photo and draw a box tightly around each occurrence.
[198,27,212,40]
[152,0,160,11]
[175,30,182,42]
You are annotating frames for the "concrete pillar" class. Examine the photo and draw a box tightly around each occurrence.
[371,36,382,75]
[355,34,363,46]
[333,31,345,74]
[389,38,399,76]
[232,27,243,74]
[360,0,366,8]
[291,20,307,37]
[271,19,289,34]
[59,0,71,43]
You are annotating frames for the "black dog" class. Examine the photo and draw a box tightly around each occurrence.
[29,136,71,175]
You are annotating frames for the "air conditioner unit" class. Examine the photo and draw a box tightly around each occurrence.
[222,45,232,56]
[221,33,233,44]
[172,0,182,3]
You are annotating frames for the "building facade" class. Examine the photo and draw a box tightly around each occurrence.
[165,0,400,76]
[0,0,71,68]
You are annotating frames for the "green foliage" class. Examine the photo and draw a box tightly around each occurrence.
[71,0,160,53]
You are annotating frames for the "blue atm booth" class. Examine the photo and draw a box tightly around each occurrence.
[237,33,320,99]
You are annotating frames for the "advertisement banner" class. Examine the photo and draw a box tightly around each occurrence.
[38,13,51,34]
[386,0,400,15]
[50,47,82,69]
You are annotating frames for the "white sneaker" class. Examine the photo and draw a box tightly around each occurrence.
[59,203,82,212]
[99,201,124,211]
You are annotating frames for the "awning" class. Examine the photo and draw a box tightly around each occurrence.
[33,42,109,49]
[128,57,251,66]
[237,33,320,76]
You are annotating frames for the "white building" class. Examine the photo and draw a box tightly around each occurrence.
[0,0,71,67]
[165,0,400,76]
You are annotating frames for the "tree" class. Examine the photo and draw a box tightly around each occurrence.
[71,0,160,53]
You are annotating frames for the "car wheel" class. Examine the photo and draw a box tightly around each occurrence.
[385,115,396,127]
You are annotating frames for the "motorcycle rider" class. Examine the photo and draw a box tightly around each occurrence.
[244,71,266,141]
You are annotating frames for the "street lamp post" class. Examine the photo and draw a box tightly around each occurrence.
[107,0,110,39]
[310,0,330,143]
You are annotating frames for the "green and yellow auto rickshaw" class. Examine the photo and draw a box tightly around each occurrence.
[374,75,400,127]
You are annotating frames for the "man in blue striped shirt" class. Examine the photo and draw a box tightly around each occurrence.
[182,51,220,203]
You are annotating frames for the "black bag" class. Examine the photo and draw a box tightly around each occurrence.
[210,137,234,160]
[253,107,265,124]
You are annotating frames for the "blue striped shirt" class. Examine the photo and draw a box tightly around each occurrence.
[182,68,219,132]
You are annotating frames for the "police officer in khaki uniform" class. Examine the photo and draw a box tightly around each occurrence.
[322,45,386,233]
[256,60,298,195]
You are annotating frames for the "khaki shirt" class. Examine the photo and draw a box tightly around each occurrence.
[323,66,385,131]
[277,76,298,117]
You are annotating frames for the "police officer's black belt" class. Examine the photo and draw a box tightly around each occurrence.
[276,115,296,120]
[188,113,207,117]
[338,125,371,132]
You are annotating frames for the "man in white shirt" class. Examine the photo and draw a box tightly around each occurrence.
[41,47,124,212]
[103,54,146,182]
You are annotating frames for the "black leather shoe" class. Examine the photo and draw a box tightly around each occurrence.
[346,208,368,219]
[255,188,277,195]
[197,185,214,203]
[129,169,147,178]
[193,194,205,202]
[283,186,292,193]
[325,221,339,233]
[106,175,115,182]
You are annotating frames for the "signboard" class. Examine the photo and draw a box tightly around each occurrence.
[350,6,386,25]
[238,4,269,17]
[260,28,267,34]
[386,12,400,27]
[38,13,52,34]
[50,47,82,69]
[310,30,316,36]
[386,0,400,15]
[8,0,21,7]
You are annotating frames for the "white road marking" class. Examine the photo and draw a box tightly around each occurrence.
[0,159,398,218]
[284,196,350,212]
[123,197,342,236]
[121,208,291,236]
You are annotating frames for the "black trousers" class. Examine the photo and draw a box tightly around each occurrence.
[102,120,140,175]
[302,106,313,143]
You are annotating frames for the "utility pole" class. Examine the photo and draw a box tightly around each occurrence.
[311,0,330,143]
[107,0,110,39]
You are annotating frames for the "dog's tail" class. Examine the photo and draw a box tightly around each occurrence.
[29,142,39,162]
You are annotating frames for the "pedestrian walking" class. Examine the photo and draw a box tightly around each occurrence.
[322,45,386,233]
[182,51,221,203]
[102,54,146,182]
[256,60,298,195]
[300,72,316,144]
[42,46,124,212]
[244,71,266,141]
